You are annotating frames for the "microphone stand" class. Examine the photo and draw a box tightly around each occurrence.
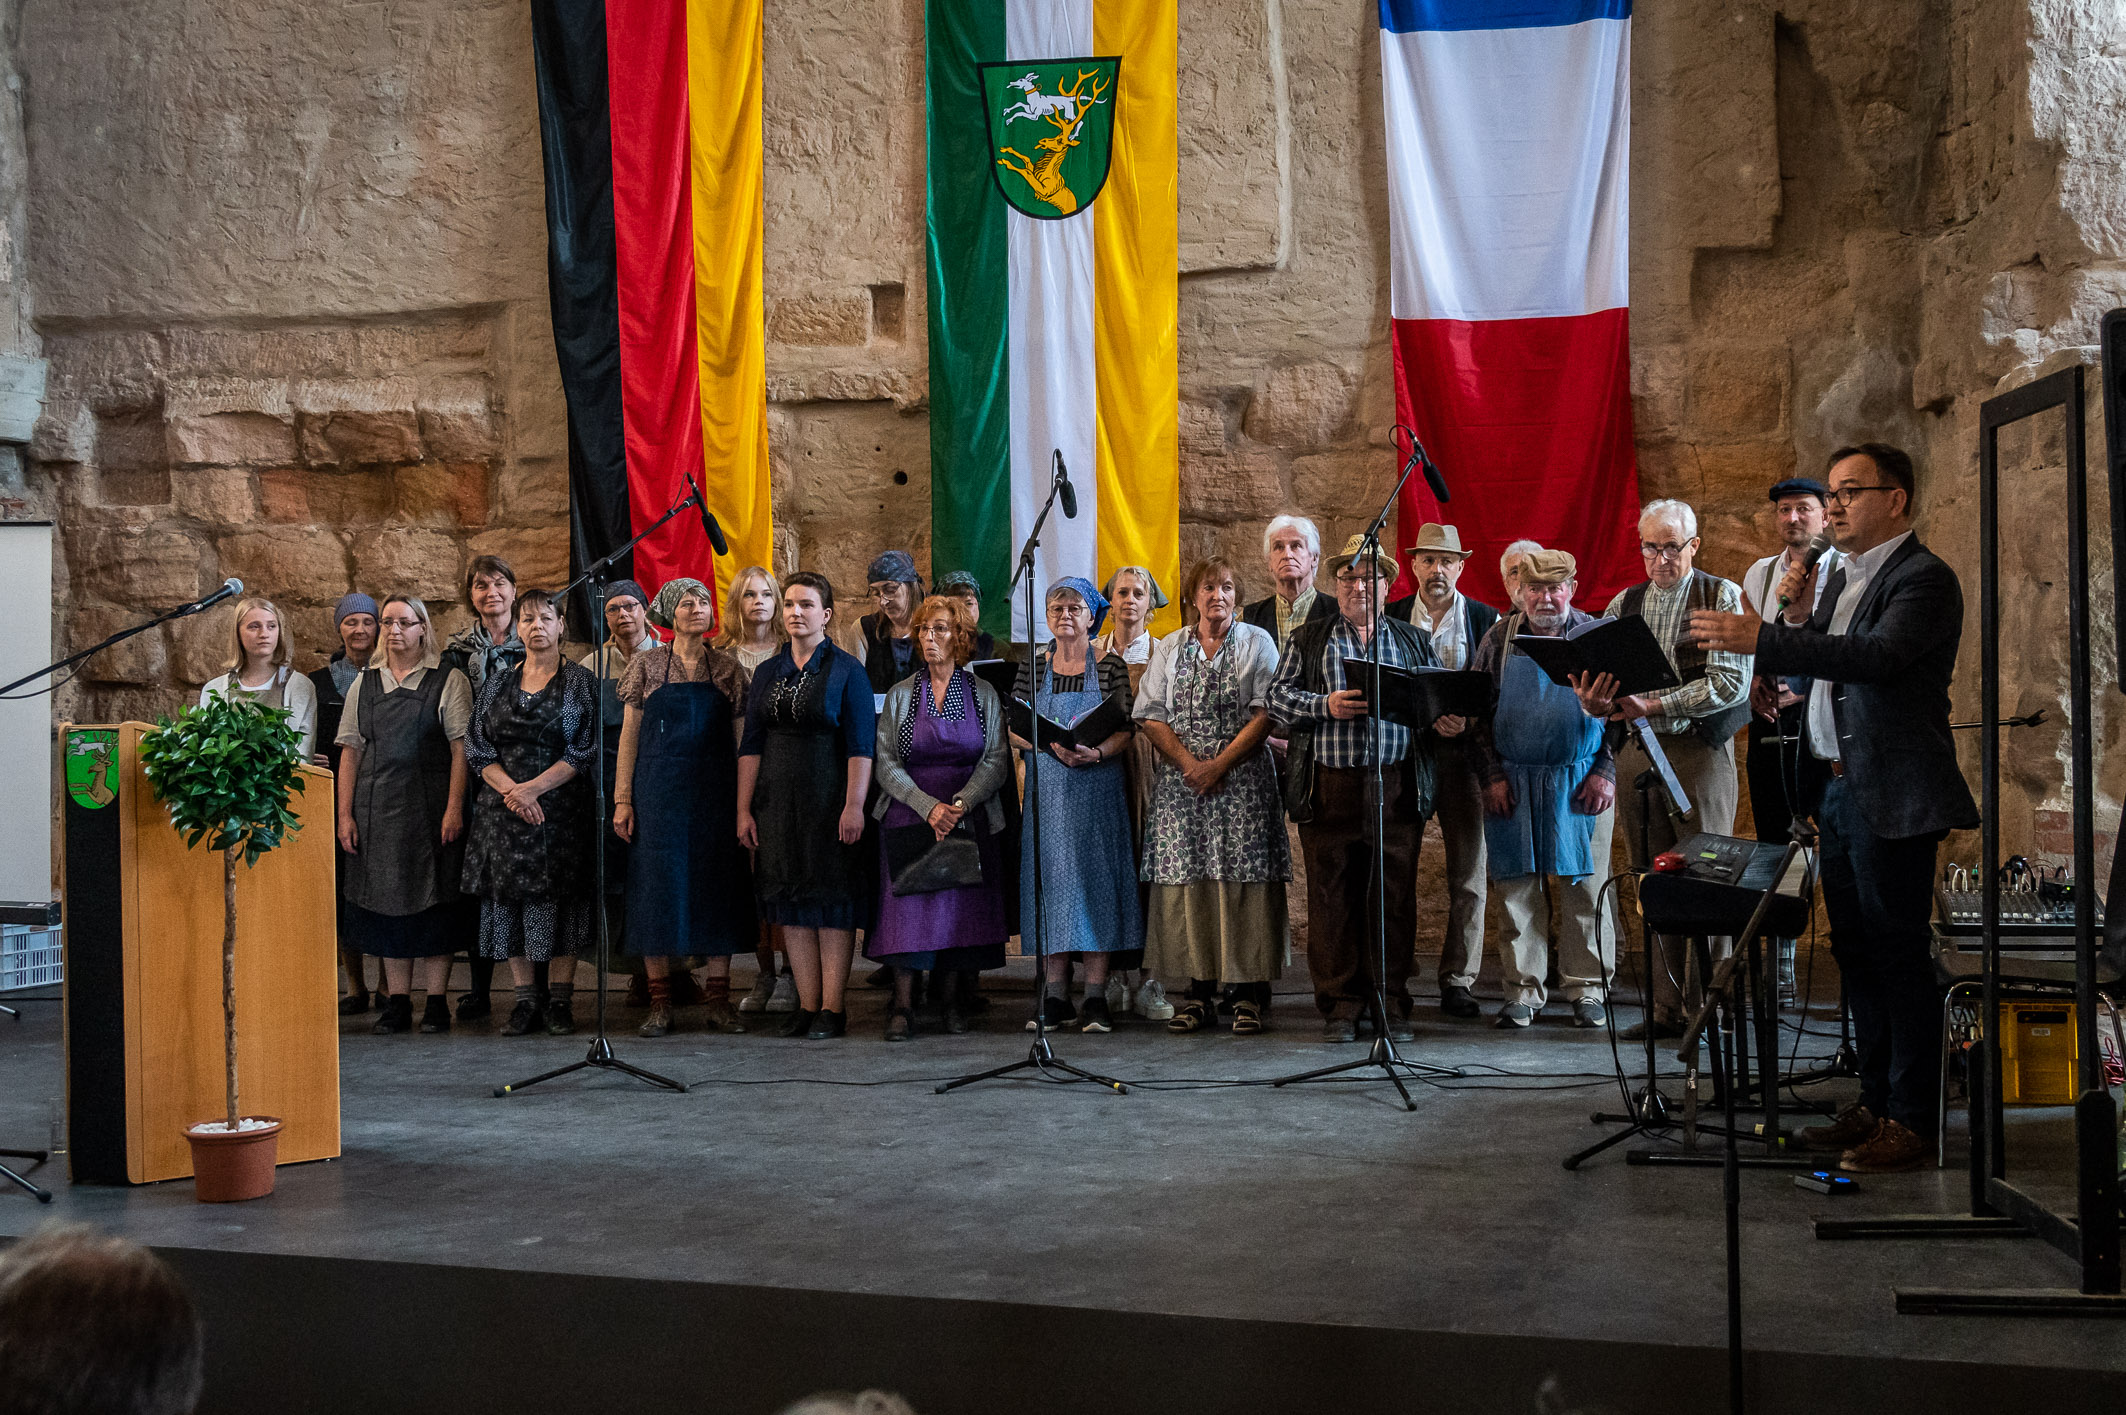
[496,487,709,1097]
[1,585,240,698]
[1271,432,1457,1108]
[940,462,1125,1096]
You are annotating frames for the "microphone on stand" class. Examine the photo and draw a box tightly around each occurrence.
[683,472,730,556]
[1776,532,1835,610]
[1395,424,1451,503]
[1053,450,1078,519]
[186,578,243,615]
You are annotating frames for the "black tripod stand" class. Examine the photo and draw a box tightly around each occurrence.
[1270,429,1457,1110]
[940,454,1124,1096]
[0,1148,50,1202]
[496,483,725,1098]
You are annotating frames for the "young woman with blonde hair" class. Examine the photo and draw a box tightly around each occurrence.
[200,596,318,758]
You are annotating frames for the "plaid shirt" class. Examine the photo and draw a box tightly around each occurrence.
[1601,575,1749,734]
[1268,615,1416,767]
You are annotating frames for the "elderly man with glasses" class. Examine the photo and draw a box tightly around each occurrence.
[1573,498,1750,1039]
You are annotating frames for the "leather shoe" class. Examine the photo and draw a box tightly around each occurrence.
[1439,985,1480,1019]
[1838,1117,1926,1173]
[1323,1016,1359,1043]
[1385,1014,1415,1042]
[806,1009,847,1040]
[1619,1017,1683,1042]
[1798,1103,1879,1151]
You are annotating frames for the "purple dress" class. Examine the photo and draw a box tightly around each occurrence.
[865,674,1009,971]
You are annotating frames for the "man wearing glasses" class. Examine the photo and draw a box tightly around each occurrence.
[1575,499,1751,1040]
[1690,444,1978,1173]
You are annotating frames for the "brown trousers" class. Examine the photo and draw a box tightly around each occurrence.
[1300,765,1420,1019]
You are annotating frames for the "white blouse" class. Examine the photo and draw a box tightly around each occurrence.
[200,665,319,759]
[1132,621,1280,725]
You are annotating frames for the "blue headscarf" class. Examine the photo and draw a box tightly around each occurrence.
[1046,575,1109,636]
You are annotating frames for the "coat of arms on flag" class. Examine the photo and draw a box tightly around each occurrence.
[978,59,1120,218]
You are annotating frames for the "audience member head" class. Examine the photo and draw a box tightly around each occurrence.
[1823,442,1915,553]
[1263,514,1322,599]
[1403,523,1468,611]
[332,594,378,664]
[463,556,517,636]
[1515,549,1577,631]
[1637,499,1699,590]
[0,1223,204,1415]
[778,1394,918,1415]
[719,566,783,647]
[376,595,437,667]
[911,595,976,668]
[1765,478,1829,553]
[1181,557,1240,630]
[1499,538,1543,599]
[225,598,290,679]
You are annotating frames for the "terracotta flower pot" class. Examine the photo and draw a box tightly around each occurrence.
[184,1116,282,1202]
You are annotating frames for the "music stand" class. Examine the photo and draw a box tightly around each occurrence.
[1270,431,1457,1109]
[495,486,716,1098]
[939,458,1125,1096]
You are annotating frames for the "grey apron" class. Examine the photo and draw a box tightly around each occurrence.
[345,667,464,917]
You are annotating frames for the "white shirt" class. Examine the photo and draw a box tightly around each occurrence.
[1743,545,1840,622]
[1404,590,1468,670]
[1134,621,1280,724]
[1095,629,1155,665]
[1806,530,1912,760]
[201,665,318,758]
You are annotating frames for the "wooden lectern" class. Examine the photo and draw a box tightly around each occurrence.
[61,723,340,1184]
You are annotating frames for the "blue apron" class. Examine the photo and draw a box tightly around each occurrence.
[1019,659,1144,955]
[1484,649,1605,879]
[624,677,757,957]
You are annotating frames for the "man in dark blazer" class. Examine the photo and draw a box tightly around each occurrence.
[1386,522,1502,1017]
[1692,442,1978,1173]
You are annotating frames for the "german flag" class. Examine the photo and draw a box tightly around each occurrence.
[532,0,770,610]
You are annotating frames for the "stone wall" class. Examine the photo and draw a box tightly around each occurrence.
[13,0,2126,878]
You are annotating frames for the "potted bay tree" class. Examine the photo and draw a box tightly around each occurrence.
[138,692,307,1202]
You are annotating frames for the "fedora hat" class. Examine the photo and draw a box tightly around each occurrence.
[1402,522,1468,559]
[1325,533,1396,581]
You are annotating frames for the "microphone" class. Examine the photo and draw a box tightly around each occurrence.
[199,578,242,610]
[1395,425,1451,503]
[683,472,730,556]
[1777,533,1835,609]
[1053,450,1078,520]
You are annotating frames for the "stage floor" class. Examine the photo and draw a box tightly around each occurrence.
[3,954,2122,1410]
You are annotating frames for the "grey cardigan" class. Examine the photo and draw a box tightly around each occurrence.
[869,671,1012,833]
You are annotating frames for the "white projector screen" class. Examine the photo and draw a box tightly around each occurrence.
[0,521,53,906]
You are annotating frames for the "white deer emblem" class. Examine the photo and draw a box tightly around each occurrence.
[1002,72,1098,125]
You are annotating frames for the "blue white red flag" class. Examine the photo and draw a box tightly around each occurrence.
[1379,0,1640,608]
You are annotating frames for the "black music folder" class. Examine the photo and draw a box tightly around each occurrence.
[1511,616,1680,698]
[1361,665,1494,726]
[1008,693,1130,750]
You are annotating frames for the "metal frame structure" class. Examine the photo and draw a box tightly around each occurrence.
[1814,359,2125,1315]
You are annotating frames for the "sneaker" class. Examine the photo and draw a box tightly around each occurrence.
[1105,974,1131,1016]
[1134,978,1175,1020]
[1079,996,1114,1033]
[1797,1103,1879,1152]
[1572,997,1607,1029]
[1323,1016,1359,1043]
[1494,1001,1537,1029]
[1439,984,1480,1019]
[500,999,542,1036]
[765,975,798,1014]
[1026,995,1077,1032]
[545,1000,576,1036]
[638,1005,672,1038]
[737,973,777,1013]
[1838,1117,1927,1173]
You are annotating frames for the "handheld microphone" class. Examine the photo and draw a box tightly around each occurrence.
[1053,450,1078,520]
[200,578,242,610]
[683,472,730,556]
[1395,424,1451,504]
[1777,533,1835,609]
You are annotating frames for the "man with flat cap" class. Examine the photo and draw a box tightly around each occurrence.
[1741,478,1840,1004]
[1466,549,1618,1028]
[1387,523,1501,1018]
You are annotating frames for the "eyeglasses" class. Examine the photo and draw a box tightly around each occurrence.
[869,586,907,603]
[1639,541,1695,560]
[380,618,422,631]
[1333,571,1383,585]
[1826,484,1894,507]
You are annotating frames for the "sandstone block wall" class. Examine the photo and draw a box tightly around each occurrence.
[11,0,2126,887]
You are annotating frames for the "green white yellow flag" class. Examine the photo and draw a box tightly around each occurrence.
[927,0,1178,639]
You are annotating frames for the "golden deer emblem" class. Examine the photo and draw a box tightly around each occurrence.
[996,69,1112,216]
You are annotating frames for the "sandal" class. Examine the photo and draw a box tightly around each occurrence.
[1232,1000,1264,1035]
[1166,999,1214,1034]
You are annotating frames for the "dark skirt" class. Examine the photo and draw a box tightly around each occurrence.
[754,727,874,930]
[345,898,474,960]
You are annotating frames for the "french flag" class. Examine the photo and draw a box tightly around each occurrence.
[1380,0,1640,610]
